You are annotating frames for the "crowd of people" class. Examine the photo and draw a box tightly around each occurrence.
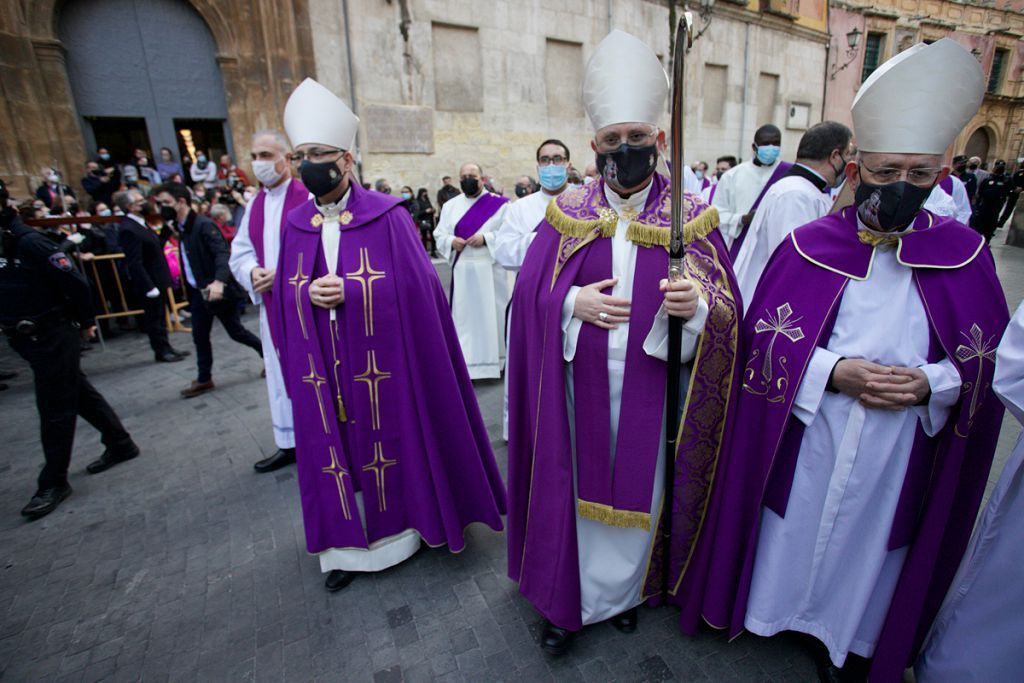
[3,27,1024,683]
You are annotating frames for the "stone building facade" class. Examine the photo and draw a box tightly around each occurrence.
[824,0,1024,165]
[1,0,828,201]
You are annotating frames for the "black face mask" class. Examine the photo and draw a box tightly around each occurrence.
[854,180,932,233]
[596,143,658,191]
[460,178,480,196]
[514,185,528,198]
[159,205,177,224]
[968,164,979,171]
[300,159,344,198]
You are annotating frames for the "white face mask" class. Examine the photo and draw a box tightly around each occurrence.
[252,159,284,187]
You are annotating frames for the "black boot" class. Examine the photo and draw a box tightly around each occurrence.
[21,484,72,519]
[540,620,575,655]
[609,606,638,633]
[253,448,296,473]
[324,569,355,592]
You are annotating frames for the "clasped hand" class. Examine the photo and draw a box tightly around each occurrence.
[310,274,344,309]
[251,266,275,294]
[831,359,930,410]
[573,277,700,329]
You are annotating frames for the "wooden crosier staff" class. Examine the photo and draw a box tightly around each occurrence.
[662,12,693,595]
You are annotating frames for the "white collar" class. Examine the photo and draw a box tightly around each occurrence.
[315,186,351,219]
[265,178,291,199]
[603,179,653,215]
[127,213,147,227]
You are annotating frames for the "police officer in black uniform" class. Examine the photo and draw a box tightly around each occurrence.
[971,159,1012,243]
[0,179,140,519]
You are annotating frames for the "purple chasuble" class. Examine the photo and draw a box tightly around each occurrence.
[682,206,1008,682]
[271,182,506,556]
[728,161,793,261]
[939,176,954,196]
[454,192,508,239]
[249,178,307,352]
[506,174,744,630]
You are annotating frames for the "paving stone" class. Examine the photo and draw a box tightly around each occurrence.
[3,251,1022,680]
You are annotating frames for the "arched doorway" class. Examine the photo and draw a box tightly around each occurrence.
[58,0,232,171]
[964,126,995,164]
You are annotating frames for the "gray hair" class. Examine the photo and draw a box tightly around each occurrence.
[112,190,137,213]
[251,129,291,155]
[209,203,233,222]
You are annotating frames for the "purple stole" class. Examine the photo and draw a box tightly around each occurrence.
[249,178,307,351]
[685,207,1008,681]
[271,183,506,556]
[454,192,508,239]
[505,174,743,630]
[728,161,793,261]
[939,175,954,196]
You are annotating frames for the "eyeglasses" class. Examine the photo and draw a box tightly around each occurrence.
[292,148,344,163]
[538,155,567,166]
[860,162,942,186]
[596,128,657,152]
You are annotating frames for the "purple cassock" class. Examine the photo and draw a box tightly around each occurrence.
[679,206,1008,682]
[270,181,507,556]
[506,173,744,630]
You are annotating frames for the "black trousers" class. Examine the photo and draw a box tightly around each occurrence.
[187,287,262,383]
[140,290,172,356]
[999,191,1020,227]
[8,322,133,490]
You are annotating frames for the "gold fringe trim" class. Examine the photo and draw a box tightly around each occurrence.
[546,201,618,238]
[625,207,721,248]
[578,500,651,531]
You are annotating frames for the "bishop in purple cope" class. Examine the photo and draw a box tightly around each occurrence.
[678,38,1009,683]
[275,77,506,592]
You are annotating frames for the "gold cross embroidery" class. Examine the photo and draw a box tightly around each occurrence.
[353,350,392,430]
[321,446,352,520]
[301,353,330,434]
[955,323,997,436]
[288,252,310,340]
[362,441,397,512]
[345,248,386,337]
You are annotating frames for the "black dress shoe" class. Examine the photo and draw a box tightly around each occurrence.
[609,607,638,633]
[86,442,141,474]
[253,448,296,473]
[0,370,16,380]
[324,569,355,592]
[21,484,72,519]
[155,351,186,363]
[540,620,575,655]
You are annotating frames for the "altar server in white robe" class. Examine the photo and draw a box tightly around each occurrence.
[733,121,853,309]
[915,301,1024,683]
[229,130,305,472]
[712,123,785,248]
[434,162,509,379]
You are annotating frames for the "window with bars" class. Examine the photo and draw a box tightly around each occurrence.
[989,48,1008,94]
[861,33,885,83]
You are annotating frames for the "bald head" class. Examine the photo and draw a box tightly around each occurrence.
[459,163,482,178]
[252,130,290,155]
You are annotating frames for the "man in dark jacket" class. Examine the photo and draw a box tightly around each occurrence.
[81,161,121,207]
[153,182,261,397]
[113,190,187,363]
[971,158,1012,242]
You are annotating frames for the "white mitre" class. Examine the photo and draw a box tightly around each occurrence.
[582,30,669,131]
[283,78,359,151]
[852,38,983,155]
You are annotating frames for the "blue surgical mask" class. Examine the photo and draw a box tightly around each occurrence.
[538,164,568,191]
[755,145,781,165]
[97,208,112,217]
[401,192,412,200]
[695,170,704,180]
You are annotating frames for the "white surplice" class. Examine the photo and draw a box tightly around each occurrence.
[712,160,782,247]
[434,192,510,379]
[915,301,1024,683]
[923,184,959,220]
[940,174,973,225]
[312,188,421,574]
[744,232,962,667]
[494,186,563,439]
[229,180,299,449]
[559,181,709,625]
[732,170,832,310]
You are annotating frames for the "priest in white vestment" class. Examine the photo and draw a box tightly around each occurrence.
[434,163,509,379]
[915,300,1024,683]
[733,121,852,308]
[229,130,305,473]
[712,123,785,248]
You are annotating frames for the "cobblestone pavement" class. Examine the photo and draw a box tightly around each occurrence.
[1,230,1022,682]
